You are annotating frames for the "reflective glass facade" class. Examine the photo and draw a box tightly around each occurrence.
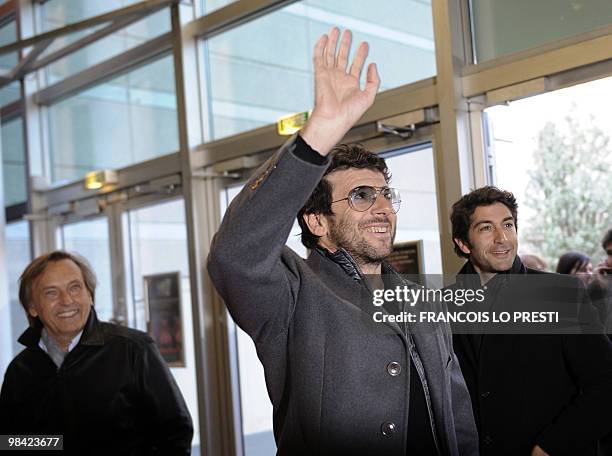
[4,221,30,357]
[206,0,435,139]
[1,116,26,206]
[47,55,178,184]
[0,19,20,106]
[42,7,171,84]
[471,0,612,62]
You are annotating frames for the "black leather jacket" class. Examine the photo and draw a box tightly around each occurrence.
[0,309,193,455]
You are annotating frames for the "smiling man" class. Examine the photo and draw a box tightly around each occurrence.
[208,28,477,455]
[298,144,399,274]
[0,251,193,454]
[450,186,612,456]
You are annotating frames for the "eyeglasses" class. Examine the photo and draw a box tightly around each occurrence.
[331,186,401,213]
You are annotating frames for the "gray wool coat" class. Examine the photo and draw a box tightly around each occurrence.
[207,136,479,455]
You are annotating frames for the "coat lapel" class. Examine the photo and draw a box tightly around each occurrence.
[306,249,406,337]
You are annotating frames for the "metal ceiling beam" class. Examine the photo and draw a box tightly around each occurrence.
[183,0,297,40]
[40,150,182,209]
[0,0,175,56]
[0,98,23,121]
[191,77,438,168]
[0,0,175,87]
[35,32,173,105]
[24,13,149,75]
[0,1,15,21]
[10,38,53,79]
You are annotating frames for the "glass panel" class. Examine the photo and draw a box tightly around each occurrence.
[47,55,178,184]
[0,82,20,107]
[1,116,27,206]
[470,0,612,62]
[484,76,612,270]
[42,10,171,84]
[0,19,17,69]
[41,0,146,30]
[205,0,435,140]
[220,183,304,456]
[0,19,20,106]
[201,0,236,15]
[4,221,31,357]
[385,144,443,274]
[59,218,114,322]
[123,198,201,455]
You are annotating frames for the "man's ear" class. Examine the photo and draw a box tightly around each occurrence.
[454,237,471,256]
[27,303,39,318]
[303,212,329,237]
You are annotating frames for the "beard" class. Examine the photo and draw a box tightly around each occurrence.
[327,215,395,267]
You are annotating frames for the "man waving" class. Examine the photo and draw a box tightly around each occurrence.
[208,28,477,456]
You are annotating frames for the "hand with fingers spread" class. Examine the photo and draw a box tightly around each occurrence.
[300,27,380,156]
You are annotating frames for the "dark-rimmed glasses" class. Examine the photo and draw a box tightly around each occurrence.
[331,186,401,213]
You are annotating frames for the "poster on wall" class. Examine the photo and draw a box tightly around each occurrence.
[386,240,424,276]
[144,272,185,367]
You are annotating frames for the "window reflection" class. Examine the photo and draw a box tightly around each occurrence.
[4,221,31,357]
[41,4,171,84]
[47,55,178,184]
[41,0,148,30]
[471,0,612,62]
[122,199,201,455]
[385,145,443,274]
[59,218,114,322]
[1,117,27,206]
[206,0,435,140]
[0,19,20,106]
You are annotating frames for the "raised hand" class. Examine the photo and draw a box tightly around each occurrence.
[300,28,380,156]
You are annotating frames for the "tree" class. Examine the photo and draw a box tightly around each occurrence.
[524,109,612,268]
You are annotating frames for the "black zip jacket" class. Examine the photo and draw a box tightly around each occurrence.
[0,309,193,455]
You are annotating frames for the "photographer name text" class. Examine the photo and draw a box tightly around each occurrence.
[373,311,559,324]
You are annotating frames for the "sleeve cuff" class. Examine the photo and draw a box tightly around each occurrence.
[293,134,328,166]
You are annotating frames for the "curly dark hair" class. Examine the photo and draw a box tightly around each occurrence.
[450,186,518,258]
[297,143,390,249]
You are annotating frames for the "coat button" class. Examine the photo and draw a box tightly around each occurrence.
[483,435,493,445]
[387,362,401,376]
[381,421,397,437]
[481,391,490,398]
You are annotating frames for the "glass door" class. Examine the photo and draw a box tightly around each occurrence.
[219,184,303,456]
[57,217,114,322]
[4,221,31,357]
[122,198,201,456]
[384,143,443,274]
[54,195,202,455]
